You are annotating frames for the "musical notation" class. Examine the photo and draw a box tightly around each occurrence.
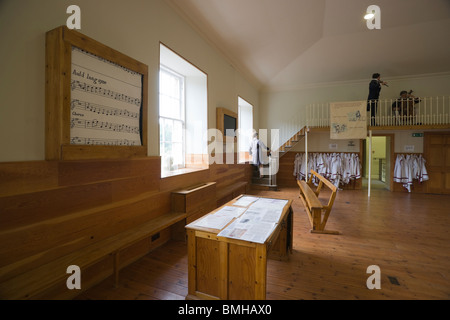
[70,46,143,147]
[70,137,140,146]
[71,99,139,119]
[71,80,141,107]
[72,46,142,77]
[71,118,140,135]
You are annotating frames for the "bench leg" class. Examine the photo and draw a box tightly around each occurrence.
[311,208,322,232]
[310,229,340,235]
[310,208,340,235]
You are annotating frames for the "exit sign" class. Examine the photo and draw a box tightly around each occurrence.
[412,133,423,137]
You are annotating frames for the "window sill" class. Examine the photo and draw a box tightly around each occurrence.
[161,165,209,179]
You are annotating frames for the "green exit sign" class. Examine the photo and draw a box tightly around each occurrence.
[412,133,423,137]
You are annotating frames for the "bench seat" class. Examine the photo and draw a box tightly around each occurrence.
[0,211,186,299]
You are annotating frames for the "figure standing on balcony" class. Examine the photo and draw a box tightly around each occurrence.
[367,73,388,126]
[249,132,270,178]
[392,90,421,124]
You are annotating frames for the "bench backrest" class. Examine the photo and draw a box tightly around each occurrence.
[297,180,323,209]
[308,170,337,193]
[308,170,337,210]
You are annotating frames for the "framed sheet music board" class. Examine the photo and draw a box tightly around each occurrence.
[45,26,148,160]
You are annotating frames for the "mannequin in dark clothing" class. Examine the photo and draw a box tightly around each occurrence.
[367,73,388,125]
[392,90,421,124]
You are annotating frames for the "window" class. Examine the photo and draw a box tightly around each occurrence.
[159,44,208,177]
[159,67,185,172]
[238,97,254,163]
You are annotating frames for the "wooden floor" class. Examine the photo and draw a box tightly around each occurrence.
[75,187,450,300]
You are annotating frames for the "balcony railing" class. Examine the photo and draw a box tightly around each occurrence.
[305,96,450,128]
[275,95,450,154]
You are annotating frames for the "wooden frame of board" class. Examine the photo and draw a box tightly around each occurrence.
[45,26,148,160]
[216,107,238,143]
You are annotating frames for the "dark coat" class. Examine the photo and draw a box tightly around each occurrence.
[367,79,381,111]
[367,79,381,100]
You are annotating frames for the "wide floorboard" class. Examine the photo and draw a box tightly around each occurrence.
[75,187,450,300]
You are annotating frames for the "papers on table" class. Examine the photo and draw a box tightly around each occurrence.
[187,196,290,244]
[187,206,246,230]
[233,195,259,207]
[217,217,277,244]
[249,198,288,223]
[217,197,289,244]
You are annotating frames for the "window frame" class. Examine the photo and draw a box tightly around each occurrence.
[238,96,254,163]
[159,65,186,172]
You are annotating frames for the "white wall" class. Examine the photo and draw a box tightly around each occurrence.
[291,131,360,153]
[185,75,208,155]
[393,130,424,153]
[0,0,259,162]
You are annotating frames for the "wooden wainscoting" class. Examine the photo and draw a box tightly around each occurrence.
[424,132,450,195]
[0,155,251,299]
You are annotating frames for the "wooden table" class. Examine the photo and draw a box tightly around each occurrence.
[185,194,293,300]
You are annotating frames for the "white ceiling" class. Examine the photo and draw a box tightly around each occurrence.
[165,0,450,91]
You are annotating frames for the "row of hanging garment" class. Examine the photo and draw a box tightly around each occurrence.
[393,154,429,192]
[293,152,361,188]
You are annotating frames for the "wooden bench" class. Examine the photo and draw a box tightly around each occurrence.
[172,182,217,224]
[297,170,339,235]
[0,211,186,299]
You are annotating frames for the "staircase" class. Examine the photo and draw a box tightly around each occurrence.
[278,126,307,158]
[250,126,307,190]
[251,162,277,190]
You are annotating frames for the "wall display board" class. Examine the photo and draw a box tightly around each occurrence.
[330,101,367,140]
[45,26,148,160]
[216,107,238,142]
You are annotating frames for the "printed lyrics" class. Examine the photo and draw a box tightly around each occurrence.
[72,69,107,85]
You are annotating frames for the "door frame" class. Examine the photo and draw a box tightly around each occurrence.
[363,133,395,191]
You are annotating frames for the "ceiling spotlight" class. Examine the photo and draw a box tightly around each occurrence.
[364,13,375,20]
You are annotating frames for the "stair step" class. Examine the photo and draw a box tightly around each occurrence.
[252,176,271,180]
[251,183,278,191]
